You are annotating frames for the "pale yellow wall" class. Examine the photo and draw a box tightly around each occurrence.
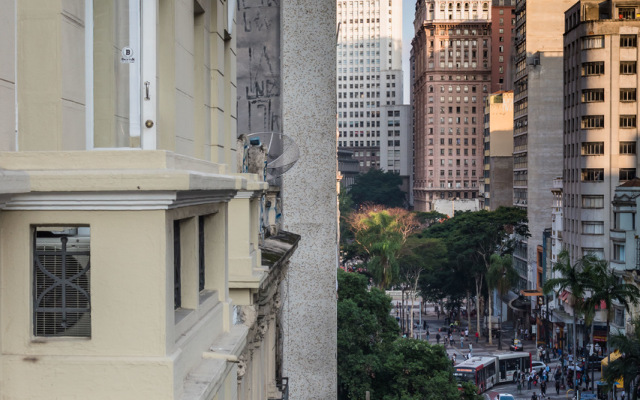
[0,0,16,152]
[488,92,514,157]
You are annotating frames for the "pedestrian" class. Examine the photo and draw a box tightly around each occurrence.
[468,343,473,355]
[460,334,464,349]
[530,392,538,400]
[449,333,454,346]
[475,331,479,343]
[426,329,430,341]
[541,380,547,396]
[436,333,441,344]
[465,327,469,338]
[527,374,532,390]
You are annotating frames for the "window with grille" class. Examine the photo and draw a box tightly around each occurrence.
[582,36,604,50]
[582,195,604,208]
[582,62,605,76]
[619,8,636,20]
[582,221,604,235]
[620,168,636,181]
[581,115,604,129]
[582,89,604,103]
[621,89,637,102]
[620,142,637,154]
[581,142,604,155]
[621,35,637,48]
[620,115,637,128]
[620,61,637,74]
[582,168,604,181]
[174,219,182,309]
[33,227,91,337]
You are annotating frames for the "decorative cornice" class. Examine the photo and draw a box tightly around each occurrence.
[2,190,237,211]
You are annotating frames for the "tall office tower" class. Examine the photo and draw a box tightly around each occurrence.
[481,91,514,211]
[412,0,492,212]
[490,0,516,92]
[563,1,640,265]
[336,0,409,180]
[512,0,573,290]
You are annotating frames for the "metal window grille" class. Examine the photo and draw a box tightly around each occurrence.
[34,230,91,337]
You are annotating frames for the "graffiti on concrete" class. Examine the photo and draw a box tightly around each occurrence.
[237,0,281,135]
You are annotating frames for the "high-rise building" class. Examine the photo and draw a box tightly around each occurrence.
[481,91,514,211]
[512,0,573,289]
[490,0,516,92]
[336,0,410,182]
[412,0,493,211]
[563,0,640,265]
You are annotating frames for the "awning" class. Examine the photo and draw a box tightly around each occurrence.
[521,289,542,297]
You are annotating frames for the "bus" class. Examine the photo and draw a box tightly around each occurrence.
[454,353,531,393]
[496,352,531,383]
[453,356,497,393]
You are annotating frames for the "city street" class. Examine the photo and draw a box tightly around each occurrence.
[393,303,603,400]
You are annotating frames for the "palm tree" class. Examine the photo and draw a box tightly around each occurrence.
[585,259,640,373]
[487,253,517,347]
[602,318,640,400]
[542,250,590,377]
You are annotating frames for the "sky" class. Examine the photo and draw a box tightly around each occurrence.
[402,0,416,104]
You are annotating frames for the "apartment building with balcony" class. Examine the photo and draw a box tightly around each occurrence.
[0,1,337,399]
[563,0,640,265]
[512,0,573,289]
[412,0,493,211]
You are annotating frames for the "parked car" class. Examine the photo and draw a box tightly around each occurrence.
[509,338,524,351]
[497,395,516,400]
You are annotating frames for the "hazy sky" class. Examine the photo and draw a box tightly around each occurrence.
[402,0,415,104]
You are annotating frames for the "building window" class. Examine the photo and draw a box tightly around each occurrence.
[614,243,626,262]
[620,115,637,128]
[34,227,91,337]
[620,35,638,48]
[619,8,637,20]
[581,168,604,181]
[620,168,637,181]
[621,89,637,102]
[582,89,604,103]
[582,221,604,235]
[620,61,637,74]
[581,115,605,129]
[582,62,605,76]
[582,195,604,208]
[620,142,637,154]
[581,142,604,155]
[582,36,604,50]
[174,220,182,309]
[198,216,206,292]
[582,248,604,259]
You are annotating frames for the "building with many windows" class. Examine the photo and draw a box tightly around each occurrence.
[563,0,640,265]
[512,0,573,289]
[490,0,516,92]
[412,0,493,211]
[336,0,412,185]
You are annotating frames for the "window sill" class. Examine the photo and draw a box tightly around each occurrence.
[174,290,220,342]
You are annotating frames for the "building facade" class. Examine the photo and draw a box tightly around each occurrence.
[563,0,640,265]
[490,0,516,92]
[512,0,573,289]
[481,91,514,210]
[336,0,407,174]
[0,1,337,399]
[412,0,493,211]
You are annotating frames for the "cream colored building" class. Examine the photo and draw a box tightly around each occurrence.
[0,0,339,399]
[481,91,514,212]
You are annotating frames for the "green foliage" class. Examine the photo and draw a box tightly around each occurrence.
[604,319,640,399]
[337,269,470,399]
[348,169,405,208]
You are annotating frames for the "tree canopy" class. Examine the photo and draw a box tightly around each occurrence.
[348,169,406,208]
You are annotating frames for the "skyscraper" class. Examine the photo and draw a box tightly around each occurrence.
[412,0,492,211]
[336,0,410,182]
[562,0,640,265]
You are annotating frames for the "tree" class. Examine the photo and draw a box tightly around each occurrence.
[348,205,419,288]
[337,269,399,399]
[486,253,517,345]
[542,250,592,377]
[585,259,640,372]
[397,236,447,337]
[348,169,406,208]
[602,318,640,400]
[424,207,528,338]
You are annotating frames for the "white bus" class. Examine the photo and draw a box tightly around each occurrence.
[454,353,531,393]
